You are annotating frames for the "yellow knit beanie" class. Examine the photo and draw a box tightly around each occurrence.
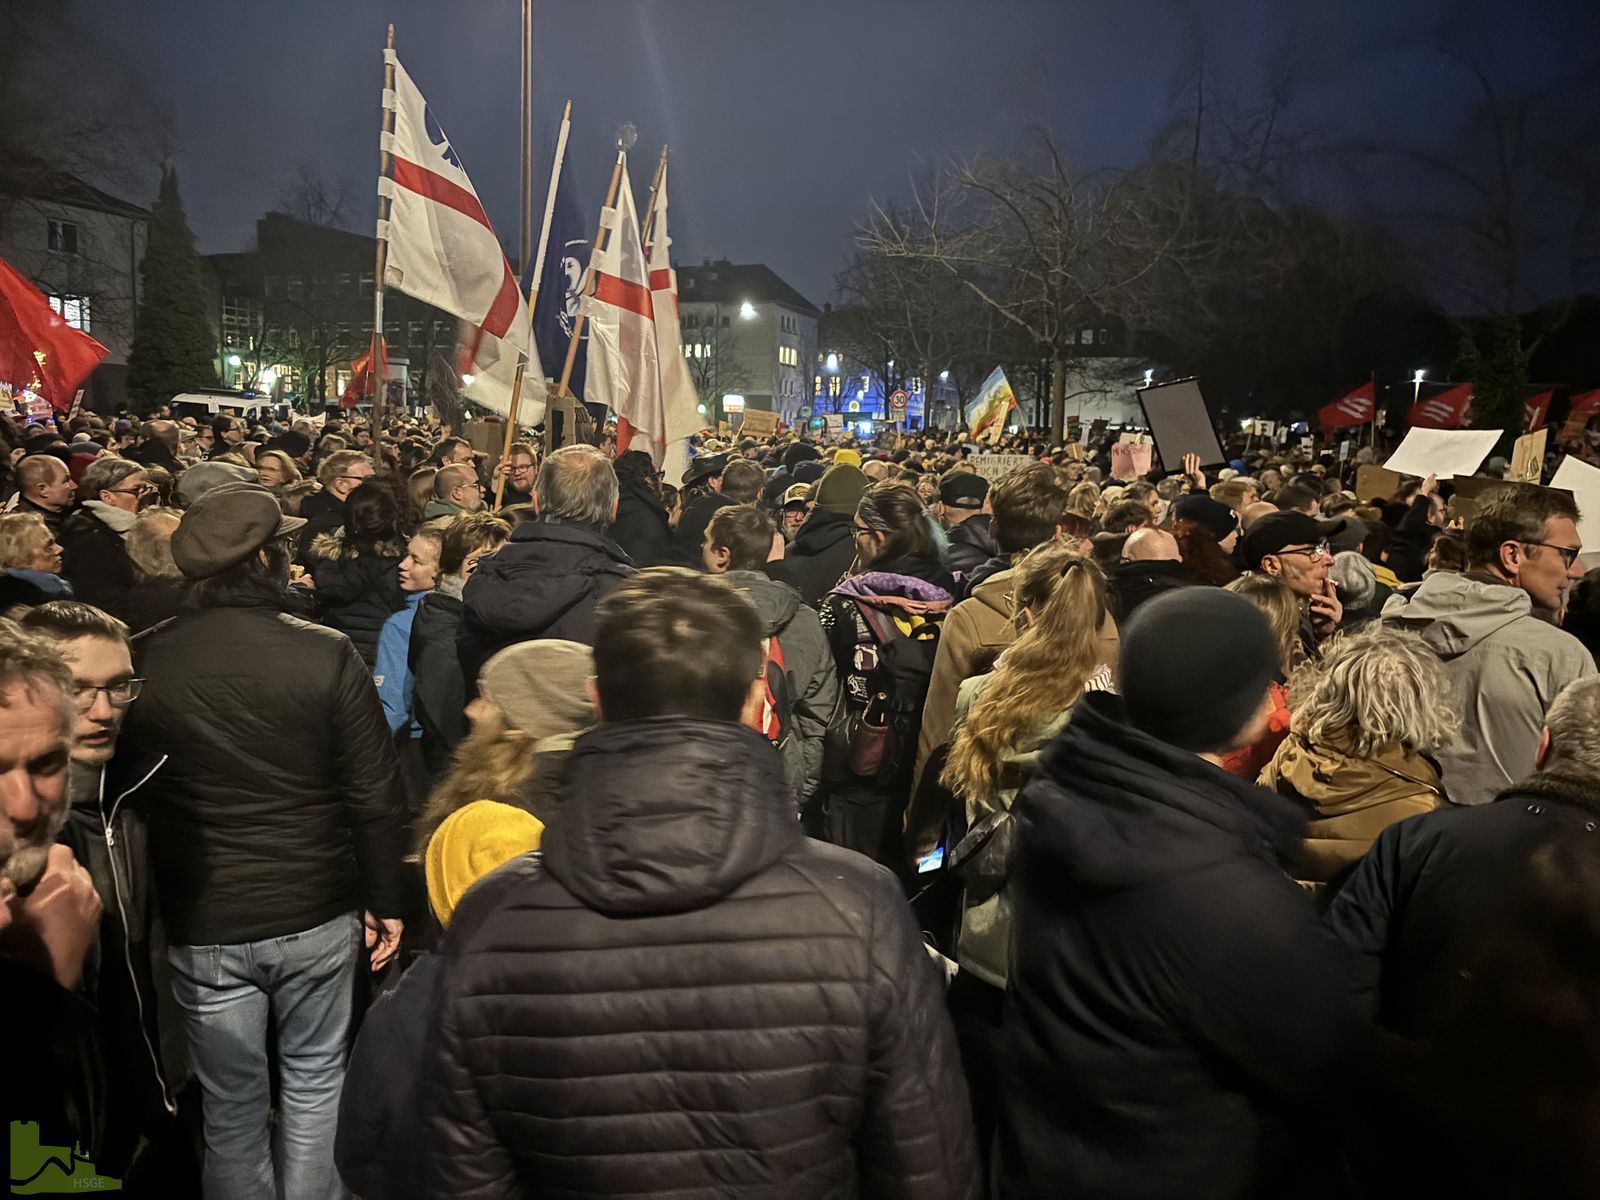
[424,800,544,926]
[832,448,862,468]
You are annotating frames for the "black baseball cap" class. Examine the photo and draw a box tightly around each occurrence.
[939,473,990,509]
[1241,511,1346,568]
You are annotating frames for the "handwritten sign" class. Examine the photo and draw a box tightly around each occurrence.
[1111,441,1154,480]
[739,408,779,438]
[1509,428,1547,484]
[968,454,1032,483]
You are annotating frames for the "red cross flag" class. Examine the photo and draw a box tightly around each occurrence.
[645,160,702,480]
[378,50,538,416]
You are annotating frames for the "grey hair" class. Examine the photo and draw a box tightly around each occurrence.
[0,511,53,570]
[534,445,618,526]
[78,455,144,499]
[0,619,75,891]
[125,507,184,579]
[1294,629,1460,758]
[1329,551,1377,613]
[1543,676,1600,781]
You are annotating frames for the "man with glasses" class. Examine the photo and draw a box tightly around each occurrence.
[1241,510,1348,657]
[425,463,487,518]
[19,601,190,1187]
[59,457,153,624]
[493,442,537,508]
[299,449,378,555]
[1384,483,1595,806]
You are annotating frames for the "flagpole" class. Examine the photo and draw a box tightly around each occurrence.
[548,142,627,452]
[519,0,534,271]
[640,145,669,254]
[370,24,396,468]
[495,99,570,509]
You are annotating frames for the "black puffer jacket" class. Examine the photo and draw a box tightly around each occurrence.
[425,718,981,1199]
[308,530,406,668]
[772,506,857,607]
[457,516,635,686]
[125,602,408,945]
[409,586,467,780]
[59,504,137,621]
[999,692,1369,1200]
[611,476,677,567]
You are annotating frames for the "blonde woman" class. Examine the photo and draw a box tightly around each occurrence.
[0,510,72,604]
[1217,573,1307,778]
[1261,630,1457,886]
[938,542,1115,1149]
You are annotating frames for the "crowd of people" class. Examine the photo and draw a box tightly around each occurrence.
[4,400,1600,1198]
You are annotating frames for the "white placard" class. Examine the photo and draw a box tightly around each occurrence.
[1550,455,1600,554]
[1382,428,1502,481]
[968,453,1031,483]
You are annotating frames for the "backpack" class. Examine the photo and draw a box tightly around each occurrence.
[758,634,796,752]
[844,603,943,789]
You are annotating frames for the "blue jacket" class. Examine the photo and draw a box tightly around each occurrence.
[374,592,425,736]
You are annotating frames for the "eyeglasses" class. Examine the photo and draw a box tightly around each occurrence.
[337,473,374,483]
[74,678,143,711]
[107,484,157,498]
[1525,541,1582,569]
[1275,542,1331,560]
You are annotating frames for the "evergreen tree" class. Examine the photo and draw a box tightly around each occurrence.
[127,165,217,411]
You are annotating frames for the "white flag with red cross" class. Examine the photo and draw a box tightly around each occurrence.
[645,160,702,482]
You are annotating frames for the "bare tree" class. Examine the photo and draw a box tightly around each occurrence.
[274,161,353,231]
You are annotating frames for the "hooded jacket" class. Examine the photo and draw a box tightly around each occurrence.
[456,516,635,687]
[722,569,841,805]
[611,475,678,567]
[59,502,138,621]
[308,529,407,668]
[942,514,1000,581]
[424,718,981,1200]
[1260,730,1444,884]
[1381,571,1595,806]
[999,692,1368,1200]
[772,506,858,607]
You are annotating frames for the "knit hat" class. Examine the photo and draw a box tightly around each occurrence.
[424,800,543,926]
[782,442,821,471]
[831,448,862,468]
[1172,494,1237,542]
[1118,589,1280,753]
[176,460,258,508]
[812,463,869,515]
[265,430,311,459]
[479,639,595,743]
[170,482,306,579]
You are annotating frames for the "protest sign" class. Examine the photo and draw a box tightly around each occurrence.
[1355,465,1402,502]
[1382,428,1501,480]
[1137,379,1226,468]
[739,408,779,438]
[969,454,1031,483]
[823,413,844,434]
[1550,456,1600,557]
[1110,441,1154,480]
[1509,428,1548,484]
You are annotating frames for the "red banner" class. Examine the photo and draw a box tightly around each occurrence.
[0,257,108,413]
[1558,389,1600,447]
[342,335,388,411]
[1407,382,1473,430]
[1524,391,1552,433]
[1318,381,1376,430]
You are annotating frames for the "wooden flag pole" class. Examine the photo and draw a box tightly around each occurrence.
[369,24,396,468]
[548,144,626,451]
[639,145,668,254]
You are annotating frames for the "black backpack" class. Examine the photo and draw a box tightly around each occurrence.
[843,603,943,790]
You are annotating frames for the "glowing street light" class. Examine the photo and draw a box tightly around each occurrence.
[825,352,839,372]
[1143,368,1155,386]
[738,300,756,320]
[226,354,242,368]
[939,370,949,381]
[1413,369,1426,384]
[260,369,277,388]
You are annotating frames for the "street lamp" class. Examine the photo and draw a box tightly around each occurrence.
[739,300,756,320]
[1144,368,1155,386]
[227,354,242,367]
[1412,368,1425,412]
[938,370,949,381]
[826,352,839,372]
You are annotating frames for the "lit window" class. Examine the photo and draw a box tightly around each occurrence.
[1081,328,1094,343]
[48,294,91,332]
[814,375,822,394]
[47,220,79,255]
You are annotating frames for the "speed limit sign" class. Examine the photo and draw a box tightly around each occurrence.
[889,389,908,414]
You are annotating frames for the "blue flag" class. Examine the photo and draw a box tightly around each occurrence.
[523,144,588,403]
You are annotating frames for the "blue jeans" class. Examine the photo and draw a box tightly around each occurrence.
[168,912,361,1200]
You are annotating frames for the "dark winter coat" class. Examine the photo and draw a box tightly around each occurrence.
[1325,770,1600,1038]
[1105,557,1197,625]
[409,587,467,780]
[120,576,189,634]
[610,476,678,567]
[58,505,137,621]
[337,952,441,1200]
[941,514,999,582]
[772,506,859,607]
[308,530,407,668]
[125,602,408,945]
[999,691,1369,1200]
[424,718,981,1200]
[722,569,841,806]
[457,516,635,687]
[295,488,347,560]
[673,489,737,566]
[15,493,69,538]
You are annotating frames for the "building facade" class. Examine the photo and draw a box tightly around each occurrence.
[204,212,456,410]
[0,166,150,412]
[675,260,819,427]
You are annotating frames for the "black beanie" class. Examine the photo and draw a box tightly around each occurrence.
[1118,589,1279,753]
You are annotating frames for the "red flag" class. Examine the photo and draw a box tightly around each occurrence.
[1407,382,1473,430]
[1524,391,1552,433]
[1317,381,1376,430]
[342,336,387,410]
[0,257,108,413]
[1560,389,1600,447]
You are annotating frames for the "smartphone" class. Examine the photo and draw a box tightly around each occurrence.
[916,846,945,874]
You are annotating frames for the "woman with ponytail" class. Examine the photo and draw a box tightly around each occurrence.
[938,542,1116,1153]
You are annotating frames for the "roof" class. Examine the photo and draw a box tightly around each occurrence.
[0,159,150,220]
[675,261,819,317]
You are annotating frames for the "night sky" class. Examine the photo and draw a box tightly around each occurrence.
[97,0,1598,307]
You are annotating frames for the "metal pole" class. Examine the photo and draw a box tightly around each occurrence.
[519,0,534,271]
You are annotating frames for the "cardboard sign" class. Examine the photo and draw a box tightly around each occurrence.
[739,408,779,438]
[1551,456,1600,555]
[1355,464,1403,503]
[1382,428,1501,480]
[1509,428,1548,484]
[969,454,1032,483]
[823,413,844,434]
[1339,440,1353,463]
[1110,441,1154,480]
